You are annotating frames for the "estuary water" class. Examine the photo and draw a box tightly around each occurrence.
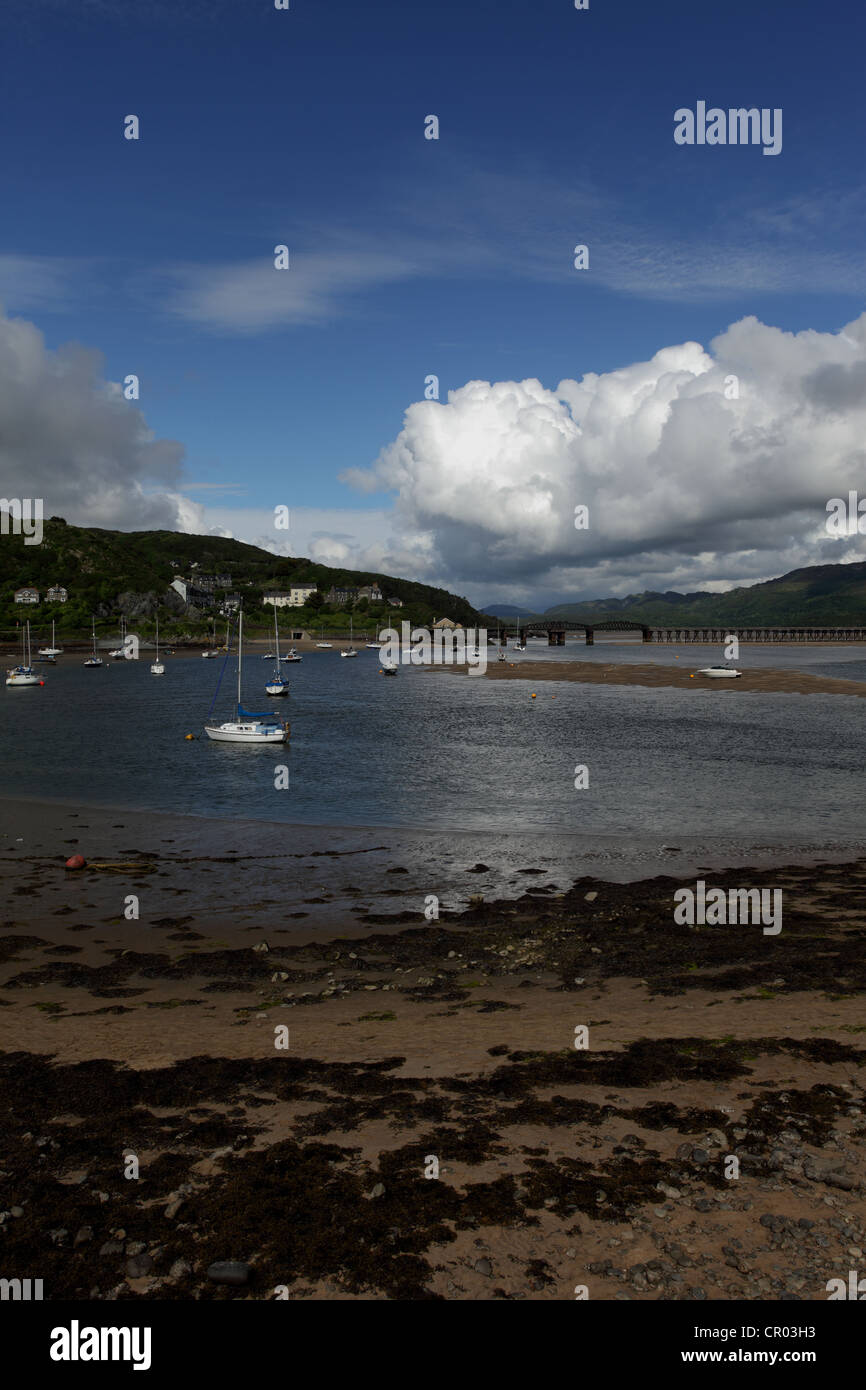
[1,643,865,858]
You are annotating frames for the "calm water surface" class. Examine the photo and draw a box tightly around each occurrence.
[1,643,864,850]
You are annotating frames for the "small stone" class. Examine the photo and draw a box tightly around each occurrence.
[169,1259,192,1280]
[252,941,270,953]
[164,1198,184,1220]
[474,1258,493,1276]
[100,1238,124,1257]
[370,1183,386,1199]
[207,1261,250,1286]
[125,1241,146,1256]
[9,1207,24,1219]
[126,1254,154,1278]
[74,1226,93,1247]
[584,892,598,902]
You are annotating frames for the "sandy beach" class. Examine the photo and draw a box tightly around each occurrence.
[435,659,866,698]
[1,800,864,1301]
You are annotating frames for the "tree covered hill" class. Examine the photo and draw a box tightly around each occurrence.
[0,517,482,636]
[544,562,866,627]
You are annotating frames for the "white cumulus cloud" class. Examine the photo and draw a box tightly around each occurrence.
[344,313,866,600]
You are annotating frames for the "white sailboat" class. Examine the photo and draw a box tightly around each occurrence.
[205,610,288,743]
[265,606,289,696]
[316,625,332,648]
[150,616,165,675]
[340,616,358,657]
[6,621,42,686]
[38,620,62,659]
[513,615,526,652]
[202,618,219,657]
[109,615,127,660]
[84,616,104,668]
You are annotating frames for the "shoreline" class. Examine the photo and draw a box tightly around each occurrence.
[1,838,864,1300]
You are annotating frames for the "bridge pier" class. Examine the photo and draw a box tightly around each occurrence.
[585,629,593,645]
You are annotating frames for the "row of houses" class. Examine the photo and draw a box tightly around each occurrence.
[264,583,403,609]
[13,585,68,604]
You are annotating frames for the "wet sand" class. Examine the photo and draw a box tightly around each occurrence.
[1,800,864,1301]
[435,659,866,697]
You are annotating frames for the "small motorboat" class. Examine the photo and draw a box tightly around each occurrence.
[282,649,302,662]
[366,642,381,649]
[380,660,398,676]
[696,665,742,678]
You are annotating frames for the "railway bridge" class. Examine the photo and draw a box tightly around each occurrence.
[502,621,866,646]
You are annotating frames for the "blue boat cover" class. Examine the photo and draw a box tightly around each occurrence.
[238,705,279,719]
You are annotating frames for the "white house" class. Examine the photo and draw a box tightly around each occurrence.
[46,585,68,602]
[264,591,292,608]
[14,586,39,604]
[289,583,318,606]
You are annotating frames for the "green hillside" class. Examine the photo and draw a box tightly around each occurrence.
[0,517,482,640]
[544,563,866,627]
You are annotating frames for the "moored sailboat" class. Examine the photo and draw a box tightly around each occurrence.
[38,620,62,659]
[84,616,104,668]
[109,615,127,660]
[150,616,165,675]
[6,621,42,686]
[205,610,288,743]
[340,616,358,657]
[265,606,289,696]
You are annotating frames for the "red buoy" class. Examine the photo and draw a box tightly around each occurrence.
[65,854,87,870]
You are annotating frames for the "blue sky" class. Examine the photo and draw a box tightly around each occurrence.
[2,0,866,606]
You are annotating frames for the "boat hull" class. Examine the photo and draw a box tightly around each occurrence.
[204,721,287,743]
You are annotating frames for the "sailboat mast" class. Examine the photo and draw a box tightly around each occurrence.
[237,609,243,711]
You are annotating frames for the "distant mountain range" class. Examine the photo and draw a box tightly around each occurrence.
[485,563,866,627]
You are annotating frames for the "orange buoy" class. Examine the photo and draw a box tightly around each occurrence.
[531,692,537,698]
[185,733,195,740]
[65,854,86,870]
